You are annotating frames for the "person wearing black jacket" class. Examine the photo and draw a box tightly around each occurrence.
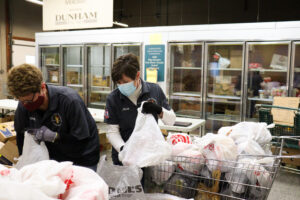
[7,64,100,171]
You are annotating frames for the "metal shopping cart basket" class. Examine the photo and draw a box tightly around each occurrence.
[257,104,300,149]
[144,137,300,200]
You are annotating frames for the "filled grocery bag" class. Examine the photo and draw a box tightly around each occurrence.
[0,160,109,200]
[118,102,172,168]
[97,156,145,200]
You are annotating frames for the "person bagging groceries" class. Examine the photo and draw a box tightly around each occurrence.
[104,53,176,165]
[7,64,100,171]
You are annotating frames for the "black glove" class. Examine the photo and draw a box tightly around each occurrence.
[142,101,162,115]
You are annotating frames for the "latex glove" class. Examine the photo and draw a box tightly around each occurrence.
[27,126,58,143]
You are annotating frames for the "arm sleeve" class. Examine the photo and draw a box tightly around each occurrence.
[106,124,125,152]
[161,107,176,126]
[14,104,27,155]
[65,99,91,141]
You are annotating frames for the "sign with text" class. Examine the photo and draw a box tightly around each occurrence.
[43,0,113,31]
[144,45,165,82]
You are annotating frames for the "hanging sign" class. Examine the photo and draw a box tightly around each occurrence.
[43,0,113,31]
[144,45,165,82]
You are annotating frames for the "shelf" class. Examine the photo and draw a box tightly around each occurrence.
[90,65,110,68]
[209,68,242,71]
[91,86,110,89]
[172,92,201,97]
[207,114,240,123]
[90,90,111,94]
[248,97,273,102]
[249,68,287,73]
[170,95,201,101]
[67,84,83,88]
[175,109,202,118]
[66,64,83,68]
[207,94,241,100]
[44,64,60,67]
[46,82,61,86]
[206,98,241,105]
[295,68,300,72]
[173,67,202,70]
[89,102,106,107]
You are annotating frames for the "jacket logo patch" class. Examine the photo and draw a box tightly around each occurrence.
[104,109,109,119]
[122,107,130,111]
[51,113,62,127]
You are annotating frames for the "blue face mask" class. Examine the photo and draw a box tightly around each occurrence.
[118,81,136,97]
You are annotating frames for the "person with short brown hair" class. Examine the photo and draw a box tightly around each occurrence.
[8,64,100,171]
[104,53,176,166]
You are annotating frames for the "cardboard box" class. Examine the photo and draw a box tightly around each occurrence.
[0,115,14,123]
[99,133,112,151]
[49,70,59,83]
[93,76,110,87]
[230,56,243,68]
[67,71,80,84]
[0,140,19,164]
[0,121,16,142]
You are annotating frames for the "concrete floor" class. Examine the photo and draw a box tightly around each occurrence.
[100,150,300,200]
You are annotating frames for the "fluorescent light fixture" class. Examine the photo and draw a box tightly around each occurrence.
[26,0,43,6]
[113,21,129,28]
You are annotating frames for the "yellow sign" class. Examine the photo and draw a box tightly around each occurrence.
[146,68,158,83]
[149,33,162,45]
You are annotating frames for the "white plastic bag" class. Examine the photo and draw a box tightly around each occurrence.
[15,133,49,169]
[119,103,172,168]
[218,57,230,69]
[97,156,144,200]
[167,133,192,145]
[237,139,266,155]
[171,143,204,175]
[150,160,175,185]
[198,133,238,172]
[218,122,273,146]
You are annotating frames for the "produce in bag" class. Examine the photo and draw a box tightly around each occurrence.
[15,133,49,169]
[171,143,204,175]
[119,102,172,168]
[167,133,192,145]
[196,133,238,172]
[149,160,175,185]
[97,156,145,200]
[164,173,198,199]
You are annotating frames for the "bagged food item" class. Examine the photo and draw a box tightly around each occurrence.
[172,143,204,175]
[145,193,194,200]
[167,133,192,145]
[218,122,273,146]
[149,160,175,185]
[225,171,248,194]
[97,156,145,200]
[15,133,49,169]
[198,133,238,172]
[164,173,198,199]
[237,140,266,155]
[119,102,172,168]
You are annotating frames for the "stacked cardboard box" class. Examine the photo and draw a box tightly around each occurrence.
[99,133,112,151]
[0,121,18,165]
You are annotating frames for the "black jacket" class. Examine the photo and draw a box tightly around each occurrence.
[14,85,100,166]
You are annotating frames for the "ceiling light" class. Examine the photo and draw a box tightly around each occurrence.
[26,0,43,6]
[113,21,129,28]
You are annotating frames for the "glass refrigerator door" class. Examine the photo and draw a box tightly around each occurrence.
[63,46,84,100]
[246,43,289,121]
[113,44,140,61]
[41,47,61,85]
[169,43,203,118]
[205,43,243,133]
[292,43,300,97]
[87,45,111,108]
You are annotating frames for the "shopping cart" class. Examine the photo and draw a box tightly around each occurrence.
[144,137,300,200]
[257,104,300,149]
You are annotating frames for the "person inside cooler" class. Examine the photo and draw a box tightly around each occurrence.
[104,53,176,165]
[7,64,100,171]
